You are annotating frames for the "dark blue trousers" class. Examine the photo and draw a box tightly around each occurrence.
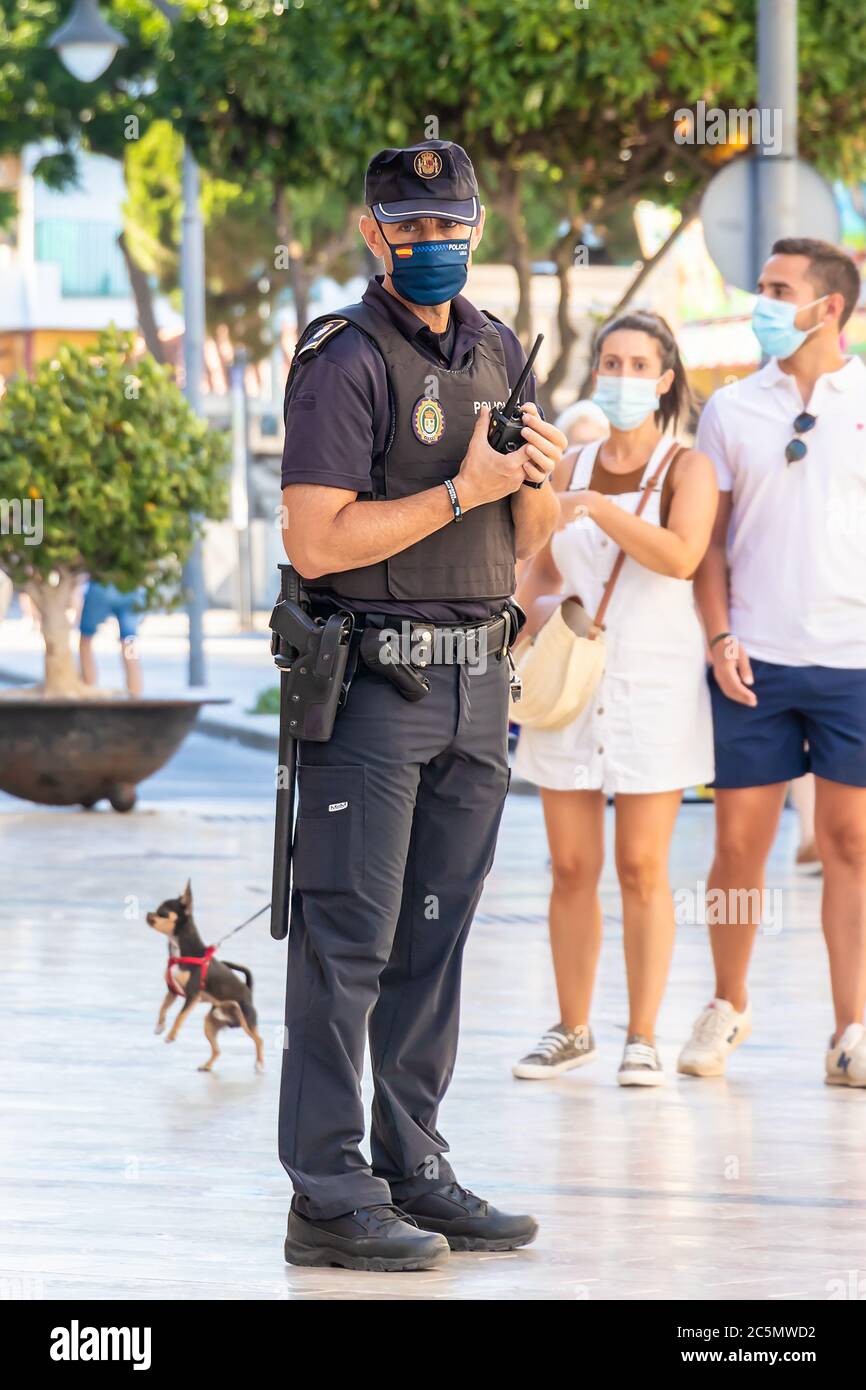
[278,651,511,1220]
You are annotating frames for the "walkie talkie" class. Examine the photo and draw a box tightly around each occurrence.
[487,333,545,487]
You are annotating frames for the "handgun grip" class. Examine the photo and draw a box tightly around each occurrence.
[270,599,319,655]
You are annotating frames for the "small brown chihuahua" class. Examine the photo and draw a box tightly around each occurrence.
[146,882,265,1073]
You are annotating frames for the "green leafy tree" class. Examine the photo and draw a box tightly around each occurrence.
[123,121,365,359]
[0,3,367,354]
[123,119,278,358]
[0,0,165,175]
[150,0,366,337]
[5,0,866,387]
[0,328,227,696]
[168,0,865,350]
[321,0,866,383]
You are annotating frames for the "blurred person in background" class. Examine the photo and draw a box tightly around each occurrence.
[555,399,610,449]
[0,569,12,622]
[512,311,717,1087]
[78,579,145,697]
[791,772,822,875]
[681,238,866,1085]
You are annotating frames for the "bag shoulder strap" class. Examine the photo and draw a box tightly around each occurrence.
[564,445,584,490]
[591,441,685,632]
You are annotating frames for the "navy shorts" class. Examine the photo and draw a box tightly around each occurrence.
[709,658,866,789]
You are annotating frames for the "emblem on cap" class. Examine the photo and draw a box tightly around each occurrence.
[411,396,446,445]
[414,149,443,179]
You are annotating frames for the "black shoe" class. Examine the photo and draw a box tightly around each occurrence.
[398,1182,539,1252]
[284,1202,450,1272]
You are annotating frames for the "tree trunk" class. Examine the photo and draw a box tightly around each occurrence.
[275,188,311,336]
[574,194,701,400]
[535,186,583,415]
[118,232,167,365]
[539,238,583,415]
[26,572,88,697]
[289,259,311,336]
[494,166,533,345]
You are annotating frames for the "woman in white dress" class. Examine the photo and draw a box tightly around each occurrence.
[512,311,718,1086]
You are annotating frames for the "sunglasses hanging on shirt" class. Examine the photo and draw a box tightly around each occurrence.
[785,411,817,464]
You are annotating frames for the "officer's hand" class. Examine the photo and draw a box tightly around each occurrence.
[456,408,527,509]
[711,635,758,707]
[514,403,567,485]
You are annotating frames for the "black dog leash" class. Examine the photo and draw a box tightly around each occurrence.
[213,902,271,949]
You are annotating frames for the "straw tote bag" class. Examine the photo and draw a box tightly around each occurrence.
[510,442,683,731]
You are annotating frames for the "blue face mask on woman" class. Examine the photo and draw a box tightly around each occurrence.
[591,375,661,431]
[381,231,472,306]
[751,295,825,361]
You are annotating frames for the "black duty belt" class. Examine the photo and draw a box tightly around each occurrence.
[310,600,525,704]
[381,612,511,667]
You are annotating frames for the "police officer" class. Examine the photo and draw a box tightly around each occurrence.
[278,139,565,1271]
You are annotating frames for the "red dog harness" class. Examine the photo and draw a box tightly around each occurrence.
[159,903,270,999]
[165,945,217,998]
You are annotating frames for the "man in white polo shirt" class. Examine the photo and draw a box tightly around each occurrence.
[677,237,866,1085]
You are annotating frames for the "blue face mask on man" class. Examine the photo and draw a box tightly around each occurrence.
[751,295,826,361]
[591,375,661,431]
[381,229,472,306]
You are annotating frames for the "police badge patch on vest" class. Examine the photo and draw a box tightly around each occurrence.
[411,395,446,445]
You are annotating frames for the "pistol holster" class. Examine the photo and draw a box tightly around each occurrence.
[269,600,355,742]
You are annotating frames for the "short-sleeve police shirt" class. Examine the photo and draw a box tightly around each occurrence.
[280,275,536,623]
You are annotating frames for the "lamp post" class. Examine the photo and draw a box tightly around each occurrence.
[47,0,127,81]
[229,348,253,630]
[49,0,209,686]
[752,0,799,287]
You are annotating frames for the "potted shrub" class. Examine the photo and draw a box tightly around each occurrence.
[0,328,229,810]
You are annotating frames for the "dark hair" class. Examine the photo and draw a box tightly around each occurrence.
[771,237,861,328]
[591,310,690,432]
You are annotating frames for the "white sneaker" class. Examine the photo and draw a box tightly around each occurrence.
[618,1035,664,1087]
[677,998,752,1077]
[512,1023,596,1079]
[826,1023,866,1087]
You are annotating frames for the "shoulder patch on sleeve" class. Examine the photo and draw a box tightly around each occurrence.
[296,319,350,360]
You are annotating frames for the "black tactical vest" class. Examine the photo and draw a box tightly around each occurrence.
[288,299,516,604]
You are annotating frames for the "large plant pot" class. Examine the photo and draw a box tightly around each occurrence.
[0,697,228,811]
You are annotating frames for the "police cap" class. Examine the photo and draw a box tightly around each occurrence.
[365,140,480,226]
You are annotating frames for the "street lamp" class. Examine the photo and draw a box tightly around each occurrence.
[48,0,209,687]
[47,0,128,83]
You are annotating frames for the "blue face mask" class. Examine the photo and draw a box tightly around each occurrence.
[751,295,825,361]
[381,231,471,306]
[591,375,661,431]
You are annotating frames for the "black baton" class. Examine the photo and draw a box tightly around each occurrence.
[270,563,302,941]
[268,565,355,940]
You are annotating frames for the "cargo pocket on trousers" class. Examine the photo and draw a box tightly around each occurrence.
[292,764,366,892]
